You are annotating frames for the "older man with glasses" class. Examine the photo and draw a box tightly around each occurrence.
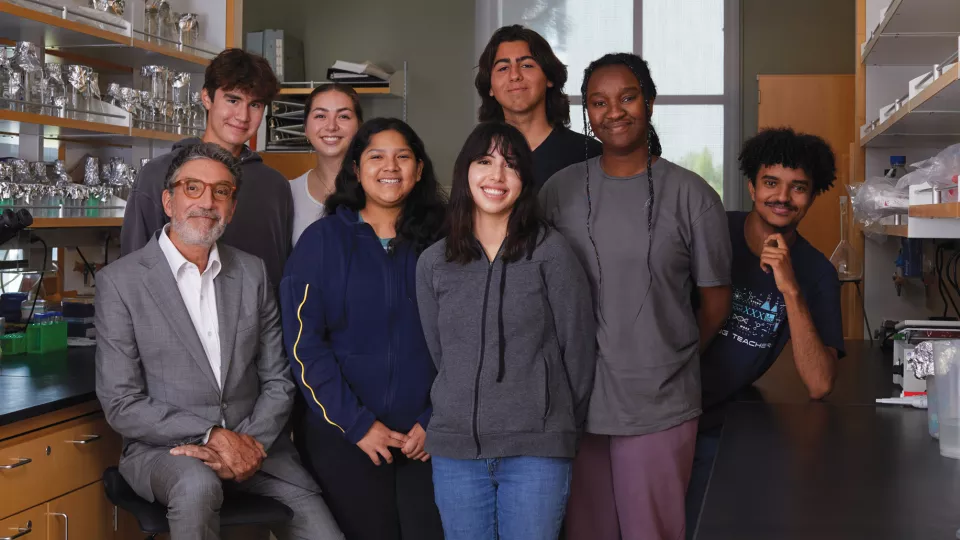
[96,142,344,540]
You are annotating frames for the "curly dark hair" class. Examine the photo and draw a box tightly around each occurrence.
[446,122,547,265]
[739,127,837,196]
[325,118,447,254]
[203,48,279,104]
[476,25,571,128]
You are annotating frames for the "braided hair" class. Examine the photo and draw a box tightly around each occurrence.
[581,53,662,319]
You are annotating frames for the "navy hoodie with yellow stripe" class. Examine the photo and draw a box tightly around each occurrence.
[279,206,435,444]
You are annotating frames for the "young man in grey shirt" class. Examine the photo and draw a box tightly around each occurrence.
[121,49,293,288]
[540,53,732,540]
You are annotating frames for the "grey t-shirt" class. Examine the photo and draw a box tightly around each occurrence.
[540,156,732,436]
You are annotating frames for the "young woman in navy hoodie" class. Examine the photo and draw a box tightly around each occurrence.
[416,122,596,539]
[280,117,446,540]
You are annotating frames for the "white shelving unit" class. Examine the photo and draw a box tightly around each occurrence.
[861,0,960,65]
[858,0,960,334]
[859,0,960,236]
[861,52,959,148]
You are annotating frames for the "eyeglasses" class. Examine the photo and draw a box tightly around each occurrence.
[171,179,237,201]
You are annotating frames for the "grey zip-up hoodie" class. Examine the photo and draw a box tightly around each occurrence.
[415,229,597,459]
[120,138,294,288]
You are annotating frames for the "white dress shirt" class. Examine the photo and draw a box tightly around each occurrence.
[158,225,224,390]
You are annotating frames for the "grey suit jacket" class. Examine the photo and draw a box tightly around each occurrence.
[95,235,318,502]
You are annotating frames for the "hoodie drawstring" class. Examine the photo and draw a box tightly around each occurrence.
[496,260,507,383]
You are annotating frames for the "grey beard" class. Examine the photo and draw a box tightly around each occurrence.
[171,216,226,247]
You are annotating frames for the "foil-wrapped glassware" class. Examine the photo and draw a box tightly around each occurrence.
[41,63,65,115]
[177,13,199,50]
[29,162,48,186]
[90,0,125,16]
[66,65,91,120]
[106,82,122,107]
[141,65,169,101]
[10,159,30,184]
[164,10,180,44]
[0,48,13,110]
[0,156,138,218]
[190,91,206,131]
[12,42,42,112]
[4,72,21,111]
[137,89,155,129]
[87,71,103,114]
[170,72,190,105]
[84,157,100,187]
[144,0,169,43]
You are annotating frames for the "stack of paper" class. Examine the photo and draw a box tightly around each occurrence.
[326,61,393,87]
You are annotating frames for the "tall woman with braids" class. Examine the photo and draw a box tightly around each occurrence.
[539,53,733,540]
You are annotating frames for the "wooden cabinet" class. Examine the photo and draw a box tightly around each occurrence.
[0,404,135,539]
[0,505,47,540]
[0,414,120,519]
[46,483,115,540]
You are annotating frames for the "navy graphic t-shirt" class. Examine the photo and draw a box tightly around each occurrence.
[700,211,845,422]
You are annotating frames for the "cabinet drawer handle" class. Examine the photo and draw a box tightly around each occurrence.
[0,458,31,470]
[48,513,68,540]
[0,519,33,539]
[65,434,101,445]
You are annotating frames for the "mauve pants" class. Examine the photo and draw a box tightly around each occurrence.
[565,418,699,540]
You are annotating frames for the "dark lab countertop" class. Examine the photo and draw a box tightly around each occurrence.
[0,346,97,427]
[735,339,896,405]
[696,341,960,539]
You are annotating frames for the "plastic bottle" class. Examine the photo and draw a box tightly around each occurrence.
[885,155,908,179]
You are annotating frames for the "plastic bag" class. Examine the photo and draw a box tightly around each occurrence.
[896,143,960,190]
[850,175,908,231]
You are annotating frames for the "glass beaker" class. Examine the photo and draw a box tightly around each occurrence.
[830,195,863,282]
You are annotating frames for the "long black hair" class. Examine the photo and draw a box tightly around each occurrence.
[581,53,662,317]
[326,117,447,254]
[446,122,546,264]
[476,25,571,128]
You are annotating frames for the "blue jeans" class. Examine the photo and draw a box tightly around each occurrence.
[432,456,572,540]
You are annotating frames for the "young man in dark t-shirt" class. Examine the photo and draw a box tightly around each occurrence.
[685,128,846,538]
[476,25,602,191]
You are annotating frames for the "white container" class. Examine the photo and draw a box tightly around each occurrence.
[933,340,960,459]
[20,298,45,324]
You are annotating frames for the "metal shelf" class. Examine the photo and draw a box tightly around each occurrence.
[0,109,201,143]
[29,216,122,228]
[0,1,214,71]
[860,62,960,147]
[861,0,960,65]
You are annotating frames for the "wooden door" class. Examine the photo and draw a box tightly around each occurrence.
[260,152,316,180]
[46,483,115,540]
[758,74,860,339]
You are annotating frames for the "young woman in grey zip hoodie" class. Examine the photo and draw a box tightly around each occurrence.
[416,122,596,540]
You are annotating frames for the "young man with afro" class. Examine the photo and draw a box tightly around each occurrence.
[685,127,846,537]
